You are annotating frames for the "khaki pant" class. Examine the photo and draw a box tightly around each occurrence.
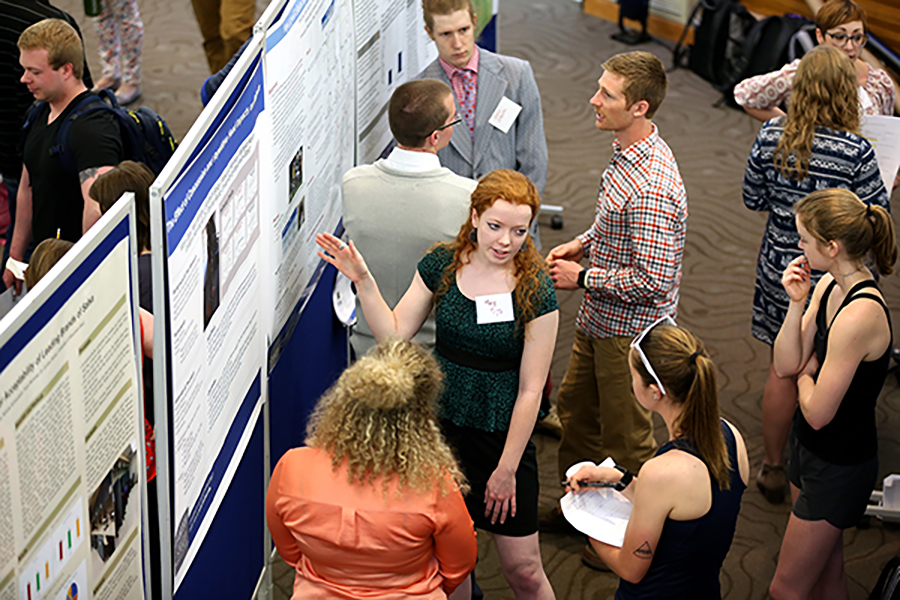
[557,330,658,478]
[190,0,255,73]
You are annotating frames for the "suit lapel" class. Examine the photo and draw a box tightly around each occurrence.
[473,50,507,169]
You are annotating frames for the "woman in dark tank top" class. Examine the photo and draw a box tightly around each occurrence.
[567,322,749,599]
[772,188,896,599]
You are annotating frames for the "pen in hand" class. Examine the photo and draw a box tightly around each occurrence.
[561,480,619,489]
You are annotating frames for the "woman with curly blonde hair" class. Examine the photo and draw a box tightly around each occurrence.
[742,45,889,505]
[266,338,477,599]
[317,169,559,600]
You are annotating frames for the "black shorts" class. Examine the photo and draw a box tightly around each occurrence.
[788,429,877,529]
[441,420,539,537]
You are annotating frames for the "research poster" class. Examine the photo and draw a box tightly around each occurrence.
[160,57,266,590]
[264,0,356,355]
[354,0,437,163]
[0,205,145,600]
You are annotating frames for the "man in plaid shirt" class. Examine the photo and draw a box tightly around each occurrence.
[547,51,687,523]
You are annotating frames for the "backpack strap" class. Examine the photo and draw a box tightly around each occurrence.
[20,100,47,160]
[51,91,117,178]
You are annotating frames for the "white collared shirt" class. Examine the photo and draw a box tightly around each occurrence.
[383,147,442,172]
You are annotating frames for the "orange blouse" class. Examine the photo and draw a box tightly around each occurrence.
[266,447,477,599]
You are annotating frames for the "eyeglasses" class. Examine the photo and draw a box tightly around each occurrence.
[825,31,867,47]
[630,314,677,396]
[433,115,462,133]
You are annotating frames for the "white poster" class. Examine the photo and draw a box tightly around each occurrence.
[354,0,437,163]
[264,0,355,358]
[0,203,145,600]
[159,58,266,590]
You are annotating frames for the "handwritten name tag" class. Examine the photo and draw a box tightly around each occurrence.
[489,97,522,134]
[475,292,514,324]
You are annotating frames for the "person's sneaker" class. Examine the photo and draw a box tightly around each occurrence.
[535,409,562,438]
[756,462,786,504]
[581,543,612,572]
[538,505,578,534]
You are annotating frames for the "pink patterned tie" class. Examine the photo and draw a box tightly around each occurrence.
[456,69,476,137]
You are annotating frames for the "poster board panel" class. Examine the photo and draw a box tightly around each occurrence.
[0,200,146,600]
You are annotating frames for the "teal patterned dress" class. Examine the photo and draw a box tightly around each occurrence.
[417,244,558,430]
[417,244,559,535]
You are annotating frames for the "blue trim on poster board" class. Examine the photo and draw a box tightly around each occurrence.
[174,416,265,600]
[166,62,264,254]
[479,15,497,52]
[269,265,347,464]
[186,371,262,544]
[185,52,263,169]
[0,216,130,373]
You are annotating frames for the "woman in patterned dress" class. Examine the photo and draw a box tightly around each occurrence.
[90,0,143,104]
[742,45,889,504]
[734,0,894,122]
[317,169,559,600]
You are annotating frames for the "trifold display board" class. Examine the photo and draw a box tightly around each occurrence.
[146,0,497,596]
[0,199,147,600]
[150,35,268,598]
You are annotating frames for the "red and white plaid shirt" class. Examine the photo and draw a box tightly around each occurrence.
[576,123,687,338]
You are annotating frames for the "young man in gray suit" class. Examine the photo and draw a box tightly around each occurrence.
[342,79,475,357]
[419,0,547,246]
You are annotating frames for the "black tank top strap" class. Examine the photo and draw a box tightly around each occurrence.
[817,279,839,331]
[832,280,892,337]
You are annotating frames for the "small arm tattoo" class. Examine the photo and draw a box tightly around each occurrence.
[79,167,102,184]
[633,541,653,559]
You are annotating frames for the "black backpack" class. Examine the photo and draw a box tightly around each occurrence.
[675,0,756,87]
[787,19,818,62]
[721,14,815,98]
[22,89,177,177]
[871,556,900,600]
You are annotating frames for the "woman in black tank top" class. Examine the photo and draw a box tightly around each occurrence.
[771,188,896,600]
[567,323,749,599]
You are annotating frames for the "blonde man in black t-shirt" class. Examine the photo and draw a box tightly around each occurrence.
[3,18,122,294]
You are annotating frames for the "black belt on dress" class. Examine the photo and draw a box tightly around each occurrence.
[435,340,520,372]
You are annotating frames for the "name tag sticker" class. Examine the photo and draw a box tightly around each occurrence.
[475,292,515,324]
[489,97,522,134]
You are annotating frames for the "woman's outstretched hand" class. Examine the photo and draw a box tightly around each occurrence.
[316,233,370,284]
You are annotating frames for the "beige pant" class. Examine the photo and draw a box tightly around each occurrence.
[190,0,255,73]
[557,330,658,477]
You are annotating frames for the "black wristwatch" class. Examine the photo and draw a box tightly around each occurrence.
[612,465,634,491]
[577,268,588,289]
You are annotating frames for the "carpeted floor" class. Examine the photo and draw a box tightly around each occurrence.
[54,0,900,597]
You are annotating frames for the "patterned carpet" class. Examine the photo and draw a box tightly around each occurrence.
[54,0,900,597]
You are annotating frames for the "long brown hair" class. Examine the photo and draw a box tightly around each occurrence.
[305,338,466,495]
[24,239,74,291]
[796,188,896,275]
[433,169,547,330]
[630,325,732,489]
[90,161,155,252]
[773,45,860,181]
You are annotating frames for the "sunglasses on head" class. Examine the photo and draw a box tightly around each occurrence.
[630,314,677,395]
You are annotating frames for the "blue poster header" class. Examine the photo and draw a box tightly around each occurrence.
[164,61,264,255]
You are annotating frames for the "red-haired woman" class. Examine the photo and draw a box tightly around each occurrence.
[317,169,558,600]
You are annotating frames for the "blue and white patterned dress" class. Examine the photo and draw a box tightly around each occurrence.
[743,119,889,345]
